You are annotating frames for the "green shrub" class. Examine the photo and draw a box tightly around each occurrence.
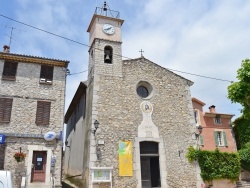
[238,142,250,171]
[187,146,241,181]
[233,117,250,149]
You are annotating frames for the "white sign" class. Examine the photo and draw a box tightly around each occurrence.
[44,131,57,141]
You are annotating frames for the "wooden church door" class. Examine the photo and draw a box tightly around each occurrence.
[140,142,161,188]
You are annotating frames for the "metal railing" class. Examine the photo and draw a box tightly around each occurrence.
[94,7,120,18]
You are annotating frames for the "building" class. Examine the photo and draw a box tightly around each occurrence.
[0,45,69,187]
[64,3,200,188]
[192,98,236,152]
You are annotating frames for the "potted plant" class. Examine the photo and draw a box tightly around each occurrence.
[13,152,26,162]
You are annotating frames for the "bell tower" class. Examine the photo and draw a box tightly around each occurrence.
[87,1,124,77]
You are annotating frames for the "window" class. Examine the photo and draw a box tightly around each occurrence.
[36,101,51,125]
[136,81,153,99]
[214,115,222,124]
[0,98,13,122]
[137,86,149,98]
[40,65,54,84]
[2,61,18,80]
[104,46,113,64]
[199,135,204,146]
[194,110,200,124]
[214,131,228,147]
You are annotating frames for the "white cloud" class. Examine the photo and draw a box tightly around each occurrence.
[1,0,249,119]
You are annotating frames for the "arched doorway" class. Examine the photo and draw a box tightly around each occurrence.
[140,141,161,188]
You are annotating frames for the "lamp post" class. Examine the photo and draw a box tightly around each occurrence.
[195,125,203,139]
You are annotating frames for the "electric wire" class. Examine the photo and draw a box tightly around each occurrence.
[0,14,233,82]
[68,70,88,76]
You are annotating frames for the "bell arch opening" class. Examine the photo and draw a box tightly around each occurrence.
[104,46,113,64]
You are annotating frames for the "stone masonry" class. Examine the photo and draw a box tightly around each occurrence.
[0,54,68,188]
[87,56,197,187]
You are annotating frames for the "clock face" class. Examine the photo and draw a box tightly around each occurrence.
[102,23,115,35]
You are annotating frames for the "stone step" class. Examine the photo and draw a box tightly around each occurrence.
[236,180,250,188]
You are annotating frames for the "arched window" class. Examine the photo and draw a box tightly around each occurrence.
[104,46,113,64]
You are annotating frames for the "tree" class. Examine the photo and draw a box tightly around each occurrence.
[228,59,250,150]
[228,59,250,117]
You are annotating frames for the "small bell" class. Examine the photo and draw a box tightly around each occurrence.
[105,55,110,60]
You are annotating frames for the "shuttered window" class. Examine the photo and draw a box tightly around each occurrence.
[36,101,51,125]
[199,135,204,146]
[214,131,228,147]
[2,61,18,80]
[40,65,54,83]
[0,98,13,122]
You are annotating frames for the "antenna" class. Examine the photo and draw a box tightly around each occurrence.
[4,25,25,48]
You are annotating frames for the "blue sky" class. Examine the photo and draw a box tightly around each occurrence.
[1,0,250,119]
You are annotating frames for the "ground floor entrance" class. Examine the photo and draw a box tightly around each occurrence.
[0,144,5,170]
[140,141,161,188]
[31,151,47,182]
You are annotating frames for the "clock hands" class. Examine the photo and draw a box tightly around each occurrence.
[104,27,112,31]
[103,24,115,34]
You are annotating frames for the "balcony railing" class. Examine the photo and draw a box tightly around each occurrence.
[94,7,120,19]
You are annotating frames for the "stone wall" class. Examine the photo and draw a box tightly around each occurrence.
[89,57,197,187]
[0,59,66,187]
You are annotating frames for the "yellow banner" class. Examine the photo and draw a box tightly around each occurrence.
[119,140,133,176]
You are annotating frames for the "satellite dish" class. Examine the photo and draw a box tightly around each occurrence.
[44,131,56,141]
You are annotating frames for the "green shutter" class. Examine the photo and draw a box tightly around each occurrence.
[214,131,219,146]
[199,135,204,146]
[223,132,228,147]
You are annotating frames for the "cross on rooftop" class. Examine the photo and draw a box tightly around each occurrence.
[139,49,144,57]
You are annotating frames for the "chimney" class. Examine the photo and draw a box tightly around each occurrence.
[3,45,10,53]
[209,105,216,113]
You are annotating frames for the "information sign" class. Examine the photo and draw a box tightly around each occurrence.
[0,134,5,144]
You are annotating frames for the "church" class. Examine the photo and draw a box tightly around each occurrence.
[64,2,200,188]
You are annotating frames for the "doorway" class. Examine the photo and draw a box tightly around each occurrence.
[31,151,47,182]
[140,141,161,188]
[0,144,5,170]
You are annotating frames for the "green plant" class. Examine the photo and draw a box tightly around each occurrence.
[233,117,250,149]
[187,146,241,181]
[13,152,26,162]
[238,142,250,171]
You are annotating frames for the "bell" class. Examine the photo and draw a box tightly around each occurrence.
[105,55,110,60]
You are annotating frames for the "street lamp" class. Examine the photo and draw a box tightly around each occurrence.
[92,120,99,136]
[194,125,203,139]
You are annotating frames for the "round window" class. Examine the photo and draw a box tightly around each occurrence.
[136,81,153,99]
[137,86,149,98]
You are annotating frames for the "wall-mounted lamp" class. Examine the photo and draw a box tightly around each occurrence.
[194,125,203,139]
[91,120,99,136]
[65,140,70,148]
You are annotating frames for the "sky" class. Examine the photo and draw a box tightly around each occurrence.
[1,0,249,120]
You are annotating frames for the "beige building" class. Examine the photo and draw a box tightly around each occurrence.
[0,46,69,187]
[64,3,200,188]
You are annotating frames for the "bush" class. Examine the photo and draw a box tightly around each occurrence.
[187,146,241,181]
[238,142,250,171]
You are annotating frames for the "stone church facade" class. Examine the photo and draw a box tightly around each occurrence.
[64,3,199,188]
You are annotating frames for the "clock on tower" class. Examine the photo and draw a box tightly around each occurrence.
[87,1,124,77]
